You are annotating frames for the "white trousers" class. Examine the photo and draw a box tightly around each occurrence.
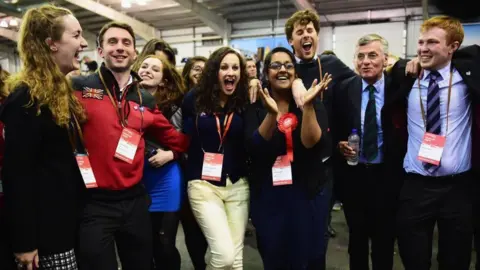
[188,178,249,270]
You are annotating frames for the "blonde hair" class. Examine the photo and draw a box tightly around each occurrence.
[421,15,464,46]
[5,4,86,126]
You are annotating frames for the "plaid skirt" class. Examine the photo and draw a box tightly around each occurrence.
[38,249,77,270]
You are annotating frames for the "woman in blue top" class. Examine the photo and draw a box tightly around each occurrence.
[136,54,185,270]
[182,47,249,270]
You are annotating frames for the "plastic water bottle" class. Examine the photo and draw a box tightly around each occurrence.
[347,129,360,166]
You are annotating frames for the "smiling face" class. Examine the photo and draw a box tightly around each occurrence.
[355,40,387,84]
[267,52,295,91]
[138,57,163,91]
[50,14,88,75]
[217,53,241,96]
[246,60,257,78]
[98,27,136,73]
[289,21,318,61]
[189,60,205,86]
[417,27,459,71]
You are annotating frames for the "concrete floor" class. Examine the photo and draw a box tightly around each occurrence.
[176,209,478,270]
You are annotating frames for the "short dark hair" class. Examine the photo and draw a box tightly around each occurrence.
[97,21,136,48]
[321,50,336,56]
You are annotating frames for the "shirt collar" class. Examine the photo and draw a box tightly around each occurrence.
[295,54,318,64]
[362,73,385,92]
[422,61,451,81]
[120,75,133,92]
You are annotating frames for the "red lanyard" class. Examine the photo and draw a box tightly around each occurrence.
[99,71,144,132]
[196,113,234,152]
[215,113,233,151]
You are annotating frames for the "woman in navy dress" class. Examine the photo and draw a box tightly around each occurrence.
[244,47,333,269]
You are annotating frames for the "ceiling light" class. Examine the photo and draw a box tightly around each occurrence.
[3,0,19,4]
[137,0,146,5]
[0,20,8,28]
[121,0,131,8]
[9,19,17,27]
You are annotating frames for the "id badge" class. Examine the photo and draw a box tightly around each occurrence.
[114,128,141,164]
[75,154,98,188]
[417,132,446,166]
[272,155,293,186]
[201,152,224,181]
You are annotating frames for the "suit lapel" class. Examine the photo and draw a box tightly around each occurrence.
[453,58,480,99]
[348,76,362,136]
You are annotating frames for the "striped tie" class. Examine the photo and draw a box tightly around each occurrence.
[424,70,442,172]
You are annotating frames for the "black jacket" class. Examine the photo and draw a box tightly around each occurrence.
[0,86,85,254]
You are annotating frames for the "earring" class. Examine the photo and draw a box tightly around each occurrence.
[50,47,57,52]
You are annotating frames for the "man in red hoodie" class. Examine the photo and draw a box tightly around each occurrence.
[71,22,189,270]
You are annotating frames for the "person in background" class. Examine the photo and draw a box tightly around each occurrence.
[182,56,207,92]
[179,55,210,270]
[182,46,249,270]
[82,55,98,74]
[245,46,332,269]
[245,57,258,79]
[72,21,190,270]
[0,4,88,269]
[386,54,400,73]
[135,38,177,69]
[319,48,341,239]
[135,54,186,270]
[333,33,402,270]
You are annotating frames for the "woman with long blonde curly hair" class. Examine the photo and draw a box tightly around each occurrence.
[0,4,87,269]
[133,54,186,269]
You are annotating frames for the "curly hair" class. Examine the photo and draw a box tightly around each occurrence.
[285,9,320,41]
[134,54,186,118]
[5,4,86,126]
[195,47,248,114]
[181,56,207,91]
[134,39,177,70]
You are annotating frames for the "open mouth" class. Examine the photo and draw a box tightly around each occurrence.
[302,41,313,52]
[74,52,81,62]
[276,75,289,81]
[224,78,235,91]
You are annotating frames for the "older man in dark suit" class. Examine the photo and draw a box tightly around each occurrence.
[332,33,403,270]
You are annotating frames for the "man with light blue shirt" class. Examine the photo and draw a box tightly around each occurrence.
[333,34,401,270]
[389,16,480,270]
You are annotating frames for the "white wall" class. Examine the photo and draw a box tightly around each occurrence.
[318,26,333,53]
[407,19,422,57]
[334,22,406,69]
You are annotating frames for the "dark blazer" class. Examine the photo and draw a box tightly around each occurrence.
[0,86,85,254]
[386,45,480,174]
[332,73,406,198]
[244,99,331,198]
